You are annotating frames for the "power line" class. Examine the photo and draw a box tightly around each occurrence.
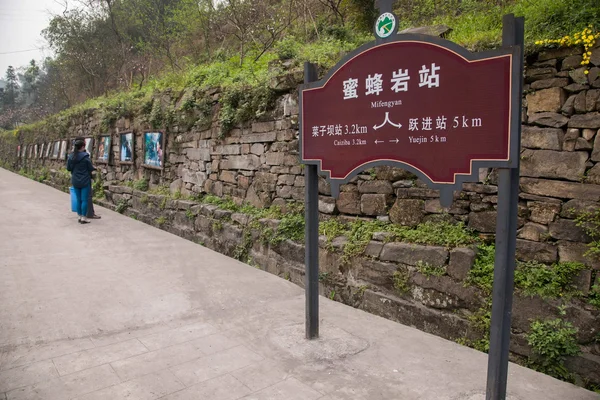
[0,48,47,55]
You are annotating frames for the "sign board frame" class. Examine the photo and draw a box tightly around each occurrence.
[299,34,521,206]
[299,9,524,400]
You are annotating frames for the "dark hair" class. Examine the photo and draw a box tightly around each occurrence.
[74,140,85,151]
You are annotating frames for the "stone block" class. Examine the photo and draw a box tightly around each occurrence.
[358,180,394,194]
[521,126,563,150]
[520,177,600,201]
[462,183,498,194]
[560,199,599,218]
[375,165,414,181]
[276,185,292,199]
[528,201,560,224]
[574,91,587,113]
[395,187,440,199]
[562,55,584,70]
[563,128,579,151]
[558,241,600,269]
[520,149,587,181]
[517,222,549,241]
[569,112,600,129]
[254,172,278,185]
[277,130,296,142]
[389,199,424,227]
[586,163,600,185]
[593,133,600,162]
[251,121,276,133]
[515,239,557,263]
[294,176,305,187]
[528,112,569,128]
[277,174,295,186]
[364,241,384,258]
[525,67,557,83]
[283,154,299,166]
[250,143,264,155]
[379,242,448,266]
[468,211,496,233]
[336,191,361,215]
[583,128,596,141]
[221,155,260,170]
[361,194,389,216]
[186,148,211,161]
[182,169,207,186]
[561,94,575,115]
[570,67,589,84]
[575,137,592,150]
[265,152,284,166]
[318,196,337,214]
[530,78,569,90]
[526,87,565,115]
[538,47,580,61]
[447,248,476,281]
[356,260,397,287]
[549,218,590,242]
[586,89,600,112]
[219,170,237,184]
[211,144,240,155]
[564,83,589,93]
[241,132,277,143]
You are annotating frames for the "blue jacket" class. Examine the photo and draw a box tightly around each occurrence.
[67,151,95,188]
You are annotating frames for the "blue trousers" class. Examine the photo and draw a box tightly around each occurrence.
[74,186,90,217]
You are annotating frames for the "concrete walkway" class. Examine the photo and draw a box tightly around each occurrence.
[0,167,596,400]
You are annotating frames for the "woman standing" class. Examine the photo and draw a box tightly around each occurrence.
[67,139,96,224]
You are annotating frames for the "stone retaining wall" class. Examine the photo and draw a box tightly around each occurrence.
[2,43,600,387]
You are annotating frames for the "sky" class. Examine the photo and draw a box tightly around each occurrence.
[0,0,69,78]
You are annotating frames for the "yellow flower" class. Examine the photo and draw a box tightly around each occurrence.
[584,70,589,75]
[588,52,592,55]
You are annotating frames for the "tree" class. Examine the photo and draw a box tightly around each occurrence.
[2,66,19,108]
[21,60,41,105]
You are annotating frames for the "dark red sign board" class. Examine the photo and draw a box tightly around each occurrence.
[300,37,520,200]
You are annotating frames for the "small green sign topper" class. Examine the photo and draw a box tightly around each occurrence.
[375,12,396,39]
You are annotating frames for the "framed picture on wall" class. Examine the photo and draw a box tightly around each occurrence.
[97,135,111,164]
[22,145,27,158]
[39,143,45,159]
[52,141,60,159]
[143,131,165,170]
[84,137,94,155]
[17,146,21,158]
[34,144,38,158]
[119,132,134,164]
[28,145,33,158]
[59,140,67,160]
[46,142,52,158]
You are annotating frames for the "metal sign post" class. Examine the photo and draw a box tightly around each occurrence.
[486,14,524,400]
[300,3,524,398]
[304,62,320,340]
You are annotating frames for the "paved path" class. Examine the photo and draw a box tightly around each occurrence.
[0,167,597,400]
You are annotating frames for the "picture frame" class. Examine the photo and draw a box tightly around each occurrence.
[97,135,112,164]
[119,132,134,164]
[27,145,33,159]
[46,142,52,158]
[34,144,38,158]
[39,143,45,159]
[17,145,21,158]
[59,140,67,160]
[142,131,165,170]
[52,141,60,159]
[84,137,94,155]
